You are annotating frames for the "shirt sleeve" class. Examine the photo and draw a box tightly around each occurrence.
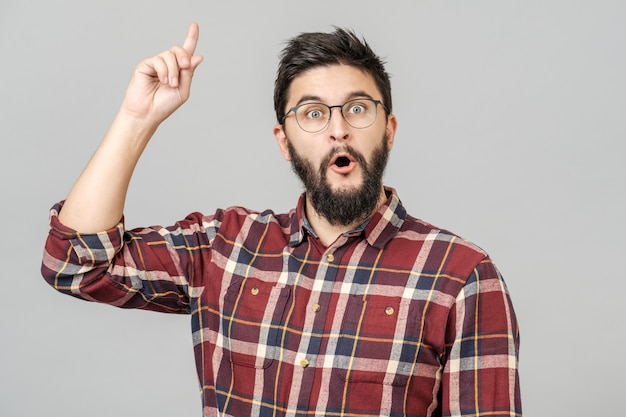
[441,257,522,416]
[40,201,215,314]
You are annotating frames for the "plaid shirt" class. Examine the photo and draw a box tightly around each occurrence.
[41,188,521,416]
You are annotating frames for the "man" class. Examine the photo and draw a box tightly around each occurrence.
[41,23,522,416]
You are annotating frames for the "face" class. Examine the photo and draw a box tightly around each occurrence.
[274,64,397,226]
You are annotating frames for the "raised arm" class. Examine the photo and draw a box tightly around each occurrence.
[58,23,203,232]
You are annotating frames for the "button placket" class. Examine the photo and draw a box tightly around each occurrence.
[293,245,342,392]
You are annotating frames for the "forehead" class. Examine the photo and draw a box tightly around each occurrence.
[287,64,381,105]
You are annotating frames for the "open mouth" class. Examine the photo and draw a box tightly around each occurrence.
[334,155,352,168]
[329,153,356,174]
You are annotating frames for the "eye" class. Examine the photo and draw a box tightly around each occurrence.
[307,109,324,119]
[299,103,327,120]
[346,102,367,115]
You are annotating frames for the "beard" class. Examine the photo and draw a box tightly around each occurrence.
[286,135,390,227]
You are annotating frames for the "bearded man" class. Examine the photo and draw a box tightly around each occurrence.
[41,23,522,416]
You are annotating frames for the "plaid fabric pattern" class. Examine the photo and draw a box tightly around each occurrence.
[41,188,521,416]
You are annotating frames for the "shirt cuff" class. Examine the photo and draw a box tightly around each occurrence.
[48,201,125,266]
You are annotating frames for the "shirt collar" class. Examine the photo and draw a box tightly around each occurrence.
[288,186,406,249]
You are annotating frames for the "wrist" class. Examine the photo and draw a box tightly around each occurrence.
[113,108,160,142]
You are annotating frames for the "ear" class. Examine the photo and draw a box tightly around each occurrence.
[274,124,292,161]
[385,113,397,151]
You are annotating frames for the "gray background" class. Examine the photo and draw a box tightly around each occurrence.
[1,1,624,416]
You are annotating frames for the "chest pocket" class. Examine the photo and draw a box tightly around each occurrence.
[222,277,291,369]
[335,294,431,386]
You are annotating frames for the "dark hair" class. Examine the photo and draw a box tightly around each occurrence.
[274,27,392,123]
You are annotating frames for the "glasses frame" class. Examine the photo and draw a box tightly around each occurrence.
[281,98,388,133]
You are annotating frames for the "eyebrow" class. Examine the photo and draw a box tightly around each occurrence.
[293,90,376,107]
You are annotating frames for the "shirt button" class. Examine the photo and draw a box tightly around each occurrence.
[300,358,310,368]
[251,287,259,296]
[385,306,395,316]
[326,254,335,262]
[312,303,321,313]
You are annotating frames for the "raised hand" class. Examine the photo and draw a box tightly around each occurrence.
[57,24,204,232]
[120,22,204,124]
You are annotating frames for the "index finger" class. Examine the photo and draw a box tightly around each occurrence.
[182,22,199,54]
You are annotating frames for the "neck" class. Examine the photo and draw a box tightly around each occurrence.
[304,187,387,247]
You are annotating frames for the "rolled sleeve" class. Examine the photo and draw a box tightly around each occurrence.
[50,204,125,265]
[41,202,193,313]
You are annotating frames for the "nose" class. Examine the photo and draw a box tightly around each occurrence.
[327,106,350,141]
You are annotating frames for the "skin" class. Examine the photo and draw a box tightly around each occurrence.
[274,65,397,245]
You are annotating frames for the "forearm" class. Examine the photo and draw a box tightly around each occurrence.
[57,110,158,232]
[57,23,202,233]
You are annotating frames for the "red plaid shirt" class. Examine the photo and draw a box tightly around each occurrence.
[41,188,521,416]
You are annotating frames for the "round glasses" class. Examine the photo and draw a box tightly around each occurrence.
[281,98,387,133]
